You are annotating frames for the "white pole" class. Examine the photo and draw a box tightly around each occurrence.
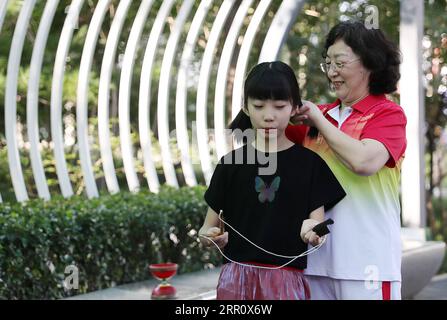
[400,0,426,233]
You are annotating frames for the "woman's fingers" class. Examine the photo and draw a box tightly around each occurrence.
[298,105,310,113]
[290,105,311,125]
[301,100,318,108]
[291,116,310,127]
[294,115,308,122]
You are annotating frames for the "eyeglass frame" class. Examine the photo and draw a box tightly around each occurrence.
[319,58,361,74]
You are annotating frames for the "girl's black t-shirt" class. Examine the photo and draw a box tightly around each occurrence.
[204,143,346,270]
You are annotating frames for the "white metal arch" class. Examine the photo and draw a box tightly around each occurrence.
[27,0,59,201]
[98,0,132,194]
[138,0,176,193]
[0,1,8,32]
[51,0,84,199]
[214,0,254,160]
[175,0,214,187]
[0,0,314,202]
[5,0,36,202]
[0,0,8,202]
[231,0,272,119]
[258,0,305,62]
[121,0,155,192]
[76,0,111,198]
[157,0,195,188]
[196,0,235,185]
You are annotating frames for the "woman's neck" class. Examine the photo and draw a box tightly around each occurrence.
[341,91,369,108]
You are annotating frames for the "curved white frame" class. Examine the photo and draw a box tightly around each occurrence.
[5,0,36,202]
[0,0,8,203]
[117,1,155,192]
[77,0,111,198]
[0,0,310,202]
[196,0,235,185]
[0,0,7,202]
[51,0,84,199]
[214,0,253,159]
[157,0,194,188]
[98,0,132,194]
[27,0,59,201]
[0,0,8,33]
[138,0,176,193]
[175,0,213,187]
[231,0,272,119]
[120,1,162,193]
[258,0,304,62]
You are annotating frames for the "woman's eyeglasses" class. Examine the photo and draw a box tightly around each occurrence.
[319,59,360,74]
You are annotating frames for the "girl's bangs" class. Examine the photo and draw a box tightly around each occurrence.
[245,71,292,102]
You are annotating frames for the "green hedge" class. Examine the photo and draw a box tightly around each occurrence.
[0,186,221,299]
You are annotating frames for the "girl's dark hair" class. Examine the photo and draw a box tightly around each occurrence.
[323,20,401,95]
[229,61,302,132]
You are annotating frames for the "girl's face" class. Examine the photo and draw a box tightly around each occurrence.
[325,39,370,104]
[245,98,297,140]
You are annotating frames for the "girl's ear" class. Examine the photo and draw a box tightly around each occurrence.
[290,107,297,117]
[242,107,249,116]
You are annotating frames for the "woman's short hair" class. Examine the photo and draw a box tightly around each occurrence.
[324,21,401,95]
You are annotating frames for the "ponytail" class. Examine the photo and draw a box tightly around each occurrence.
[307,127,319,138]
[228,110,253,144]
[229,109,252,132]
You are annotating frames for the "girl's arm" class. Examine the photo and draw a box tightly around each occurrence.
[293,101,389,176]
[199,207,228,248]
[300,206,324,246]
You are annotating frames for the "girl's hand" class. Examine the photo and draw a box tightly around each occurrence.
[303,230,322,247]
[290,100,323,127]
[199,227,228,249]
[300,219,322,247]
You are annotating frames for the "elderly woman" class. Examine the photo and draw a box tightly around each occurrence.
[287,21,406,300]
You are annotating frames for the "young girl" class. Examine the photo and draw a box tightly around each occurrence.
[199,61,346,300]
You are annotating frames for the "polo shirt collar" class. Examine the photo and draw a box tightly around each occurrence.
[326,94,387,114]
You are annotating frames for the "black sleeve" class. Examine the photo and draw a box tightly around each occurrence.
[308,154,346,213]
[204,159,226,214]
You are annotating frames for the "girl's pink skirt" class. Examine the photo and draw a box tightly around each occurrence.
[216,262,310,300]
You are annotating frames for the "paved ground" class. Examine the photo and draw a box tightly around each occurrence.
[67,267,221,300]
[413,273,447,300]
[68,268,447,300]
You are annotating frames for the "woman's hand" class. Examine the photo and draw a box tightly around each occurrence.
[290,100,323,127]
[300,219,322,247]
[199,227,228,249]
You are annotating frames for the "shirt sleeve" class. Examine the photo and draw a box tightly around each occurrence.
[360,105,407,168]
[285,124,308,145]
[204,159,226,214]
[308,154,346,213]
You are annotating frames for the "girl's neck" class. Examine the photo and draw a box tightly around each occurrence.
[251,135,294,153]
